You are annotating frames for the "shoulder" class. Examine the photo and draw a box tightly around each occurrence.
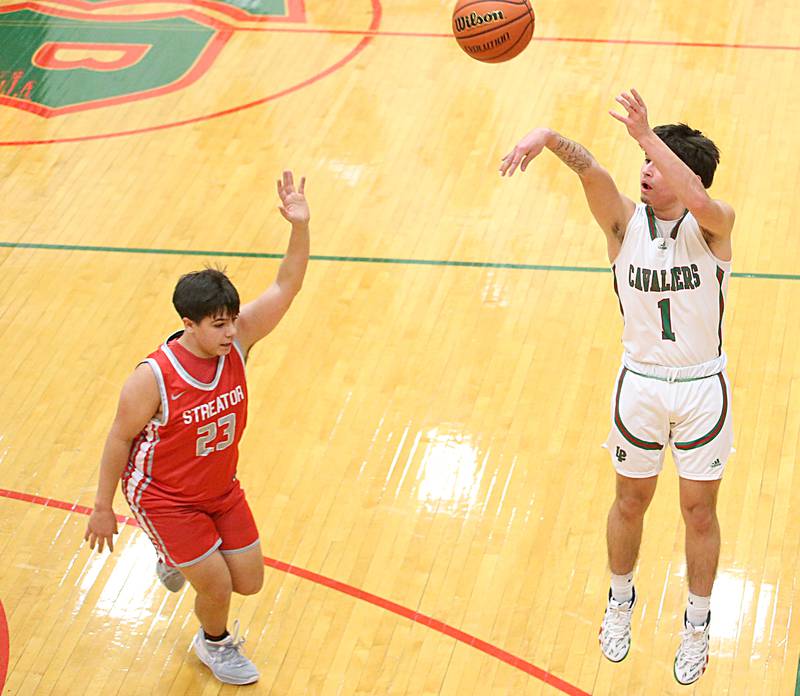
[123,363,161,403]
[109,362,163,436]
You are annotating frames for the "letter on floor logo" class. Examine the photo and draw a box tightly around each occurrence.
[0,0,304,117]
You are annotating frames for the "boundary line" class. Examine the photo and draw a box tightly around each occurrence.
[0,487,590,695]
[1,240,798,281]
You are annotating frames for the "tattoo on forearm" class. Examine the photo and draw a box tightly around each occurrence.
[552,136,593,174]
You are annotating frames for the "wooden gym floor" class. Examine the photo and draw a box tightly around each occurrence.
[1,0,800,694]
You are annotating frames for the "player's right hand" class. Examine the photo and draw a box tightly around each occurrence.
[85,508,119,553]
[499,127,550,177]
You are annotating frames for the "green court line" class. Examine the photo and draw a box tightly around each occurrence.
[796,654,800,696]
[1,240,799,281]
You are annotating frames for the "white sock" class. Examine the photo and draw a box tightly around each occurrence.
[610,572,634,604]
[686,592,710,626]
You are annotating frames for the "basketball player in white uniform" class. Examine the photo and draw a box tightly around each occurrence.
[499,89,734,686]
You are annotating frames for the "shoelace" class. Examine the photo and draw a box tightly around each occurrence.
[678,626,708,661]
[210,621,249,665]
[603,604,633,639]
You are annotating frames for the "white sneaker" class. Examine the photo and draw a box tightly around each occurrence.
[599,587,636,662]
[156,559,185,592]
[674,611,710,685]
[192,620,260,685]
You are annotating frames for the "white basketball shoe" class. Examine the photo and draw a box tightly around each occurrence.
[674,611,710,685]
[155,559,185,592]
[192,620,260,685]
[599,587,636,663]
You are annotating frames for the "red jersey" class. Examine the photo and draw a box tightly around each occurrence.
[122,332,248,505]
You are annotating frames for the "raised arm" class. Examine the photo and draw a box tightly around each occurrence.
[235,170,311,354]
[84,363,161,552]
[610,89,734,258]
[500,127,636,261]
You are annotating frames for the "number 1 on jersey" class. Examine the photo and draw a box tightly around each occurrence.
[658,298,676,341]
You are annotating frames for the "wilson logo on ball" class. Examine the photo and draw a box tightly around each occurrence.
[453,10,506,33]
[452,0,535,63]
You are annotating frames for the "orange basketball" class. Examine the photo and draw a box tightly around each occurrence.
[452,0,535,63]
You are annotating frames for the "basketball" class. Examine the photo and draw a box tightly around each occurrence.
[452,0,535,63]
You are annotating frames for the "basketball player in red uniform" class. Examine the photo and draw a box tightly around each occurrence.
[84,171,310,685]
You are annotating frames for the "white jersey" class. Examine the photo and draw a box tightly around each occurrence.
[612,204,731,375]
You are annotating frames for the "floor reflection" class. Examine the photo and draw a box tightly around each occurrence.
[415,426,483,513]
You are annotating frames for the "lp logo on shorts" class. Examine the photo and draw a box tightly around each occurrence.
[615,446,627,463]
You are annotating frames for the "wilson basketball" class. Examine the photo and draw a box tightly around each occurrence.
[452,0,535,63]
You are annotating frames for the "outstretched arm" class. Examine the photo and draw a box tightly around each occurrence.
[236,170,311,354]
[500,127,635,261]
[610,89,734,251]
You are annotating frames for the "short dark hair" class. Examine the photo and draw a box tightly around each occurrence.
[172,268,240,323]
[653,123,720,188]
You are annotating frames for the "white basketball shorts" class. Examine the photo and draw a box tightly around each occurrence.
[603,366,734,480]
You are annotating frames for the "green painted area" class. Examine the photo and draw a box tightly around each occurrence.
[210,0,288,16]
[0,11,215,109]
[1,241,799,281]
[71,0,287,13]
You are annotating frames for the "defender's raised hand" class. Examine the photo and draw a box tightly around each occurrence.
[277,170,309,225]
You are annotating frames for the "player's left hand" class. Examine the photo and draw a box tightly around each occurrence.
[609,89,652,142]
[277,170,310,226]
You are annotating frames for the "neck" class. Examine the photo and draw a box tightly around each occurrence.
[649,202,686,221]
[177,334,216,359]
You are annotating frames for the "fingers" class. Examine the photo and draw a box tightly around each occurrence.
[615,90,646,116]
[615,94,636,113]
[277,171,306,198]
[609,110,628,123]
[498,153,511,176]
[85,528,117,553]
[499,151,523,177]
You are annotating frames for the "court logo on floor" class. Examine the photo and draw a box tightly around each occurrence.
[0,0,380,143]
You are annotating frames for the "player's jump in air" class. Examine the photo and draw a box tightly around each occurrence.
[500,90,734,686]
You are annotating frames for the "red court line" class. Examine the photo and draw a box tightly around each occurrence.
[0,599,7,693]
[223,27,800,51]
[0,487,590,695]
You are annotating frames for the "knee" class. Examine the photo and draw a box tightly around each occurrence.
[195,574,233,603]
[232,566,264,596]
[615,493,650,521]
[681,502,717,534]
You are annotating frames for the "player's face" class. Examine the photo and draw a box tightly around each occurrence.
[640,159,678,208]
[189,312,238,357]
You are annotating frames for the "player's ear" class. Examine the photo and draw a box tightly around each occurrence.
[181,316,194,332]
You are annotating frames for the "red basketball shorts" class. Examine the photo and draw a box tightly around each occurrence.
[125,480,260,568]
